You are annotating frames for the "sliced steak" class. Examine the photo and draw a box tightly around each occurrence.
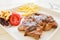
[18,13,58,40]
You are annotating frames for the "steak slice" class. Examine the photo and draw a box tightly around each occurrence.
[24,27,43,40]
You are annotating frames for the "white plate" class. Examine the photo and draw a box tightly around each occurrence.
[1,5,60,40]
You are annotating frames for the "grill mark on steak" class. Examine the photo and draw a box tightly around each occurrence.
[26,26,37,32]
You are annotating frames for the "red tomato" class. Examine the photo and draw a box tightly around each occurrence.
[9,12,21,26]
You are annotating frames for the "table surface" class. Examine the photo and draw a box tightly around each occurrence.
[0,27,15,40]
[0,0,60,40]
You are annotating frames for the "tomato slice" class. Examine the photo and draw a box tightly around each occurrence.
[9,12,21,26]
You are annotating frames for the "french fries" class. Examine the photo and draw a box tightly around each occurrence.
[14,3,40,17]
[0,10,11,21]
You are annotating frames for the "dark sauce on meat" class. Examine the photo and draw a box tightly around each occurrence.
[0,18,9,26]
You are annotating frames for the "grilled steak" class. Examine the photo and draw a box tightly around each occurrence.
[18,13,58,40]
